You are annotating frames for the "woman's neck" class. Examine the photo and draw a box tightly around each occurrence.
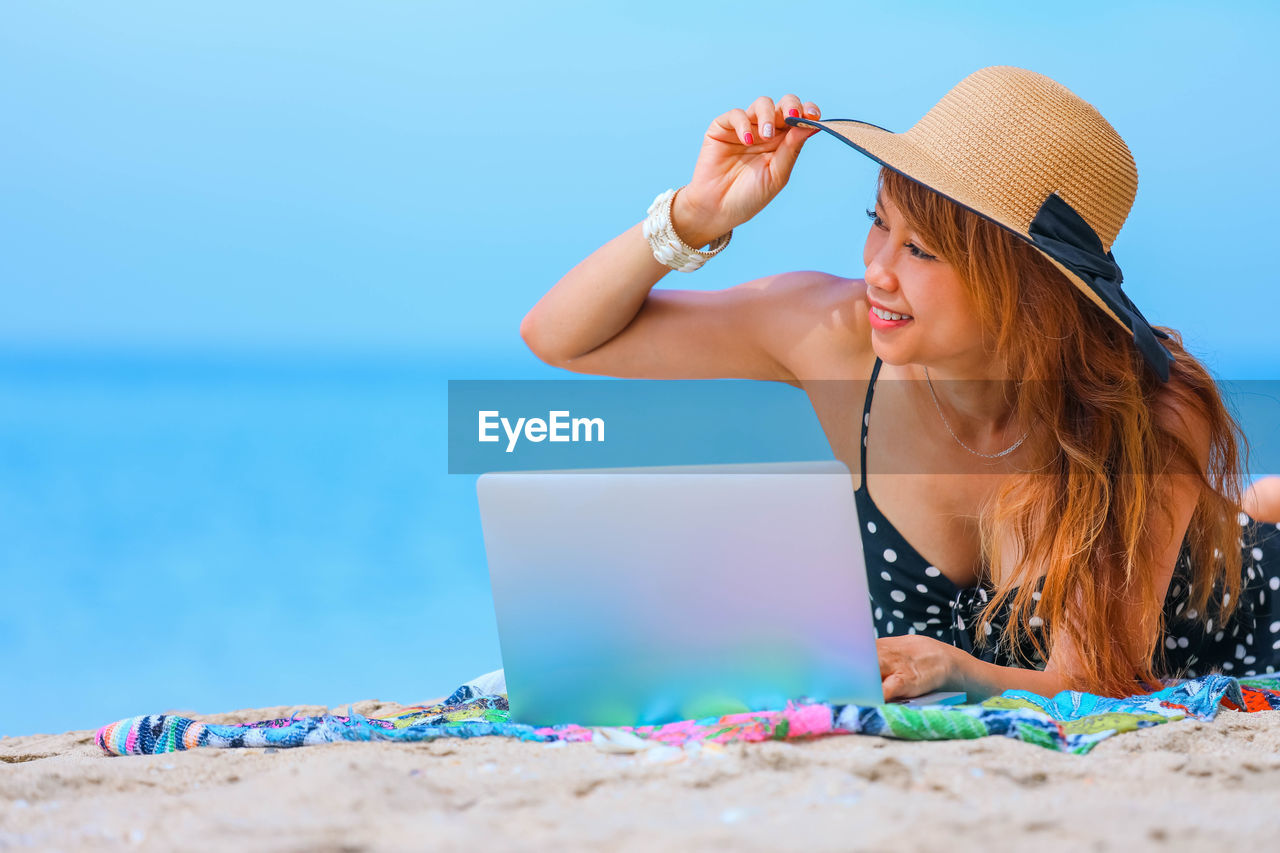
[902,356,1025,449]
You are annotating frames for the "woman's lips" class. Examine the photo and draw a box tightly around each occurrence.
[869,306,913,329]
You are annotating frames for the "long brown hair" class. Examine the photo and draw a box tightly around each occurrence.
[877,166,1251,697]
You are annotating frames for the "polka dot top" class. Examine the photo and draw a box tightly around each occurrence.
[855,355,1280,678]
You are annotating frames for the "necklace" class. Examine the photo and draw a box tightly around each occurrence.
[923,366,1029,459]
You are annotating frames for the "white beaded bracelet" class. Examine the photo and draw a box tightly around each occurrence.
[642,187,732,273]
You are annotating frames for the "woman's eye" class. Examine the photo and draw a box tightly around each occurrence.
[865,208,936,261]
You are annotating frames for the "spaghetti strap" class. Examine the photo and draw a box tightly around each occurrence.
[858,356,883,493]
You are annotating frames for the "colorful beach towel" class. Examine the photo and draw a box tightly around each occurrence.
[97,670,1280,757]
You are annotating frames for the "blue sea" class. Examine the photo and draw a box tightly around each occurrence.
[6,349,1278,738]
[0,347,836,738]
[0,350,552,737]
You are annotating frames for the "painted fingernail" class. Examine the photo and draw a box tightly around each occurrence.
[744,132,754,145]
[761,123,774,139]
[787,109,799,118]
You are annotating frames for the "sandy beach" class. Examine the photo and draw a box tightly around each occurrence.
[4,699,1280,852]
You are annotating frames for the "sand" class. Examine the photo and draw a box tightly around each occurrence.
[4,699,1280,852]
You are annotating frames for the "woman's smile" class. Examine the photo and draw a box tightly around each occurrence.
[869,301,914,327]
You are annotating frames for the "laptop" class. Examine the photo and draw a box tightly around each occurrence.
[477,460,959,728]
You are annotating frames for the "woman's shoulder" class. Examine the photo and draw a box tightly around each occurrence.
[765,272,875,382]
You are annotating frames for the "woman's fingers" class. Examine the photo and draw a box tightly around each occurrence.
[778,94,822,128]
[881,672,908,702]
[750,95,777,140]
[772,102,822,167]
[881,662,923,703]
[878,637,924,701]
[877,640,898,675]
[777,93,803,122]
[714,97,822,147]
[722,108,755,145]
[876,635,961,702]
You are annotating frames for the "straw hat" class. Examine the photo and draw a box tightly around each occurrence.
[785,65,1175,382]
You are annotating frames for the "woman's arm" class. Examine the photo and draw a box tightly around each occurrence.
[1243,476,1280,523]
[877,635,1069,702]
[520,94,826,379]
[519,196,732,365]
[955,654,1069,701]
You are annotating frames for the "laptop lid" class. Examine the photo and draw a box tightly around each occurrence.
[476,460,883,727]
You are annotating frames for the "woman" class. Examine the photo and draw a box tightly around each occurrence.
[520,66,1280,701]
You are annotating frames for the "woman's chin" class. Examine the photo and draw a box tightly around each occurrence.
[870,339,912,365]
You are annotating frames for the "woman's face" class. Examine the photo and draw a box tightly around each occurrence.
[862,191,989,372]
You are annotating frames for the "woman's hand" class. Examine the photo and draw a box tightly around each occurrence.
[877,635,968,702]
[674,95,823,242]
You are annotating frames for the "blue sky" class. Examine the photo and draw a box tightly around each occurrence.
[2,0,1278,374]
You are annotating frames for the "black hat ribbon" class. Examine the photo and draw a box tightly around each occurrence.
[1028,192,1175,383]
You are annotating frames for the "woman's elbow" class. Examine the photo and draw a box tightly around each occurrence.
[519,311,569,367]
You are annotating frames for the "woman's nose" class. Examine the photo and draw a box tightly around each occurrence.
[864,250,898,294]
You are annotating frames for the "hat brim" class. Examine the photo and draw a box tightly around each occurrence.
[785,115,1129,333]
